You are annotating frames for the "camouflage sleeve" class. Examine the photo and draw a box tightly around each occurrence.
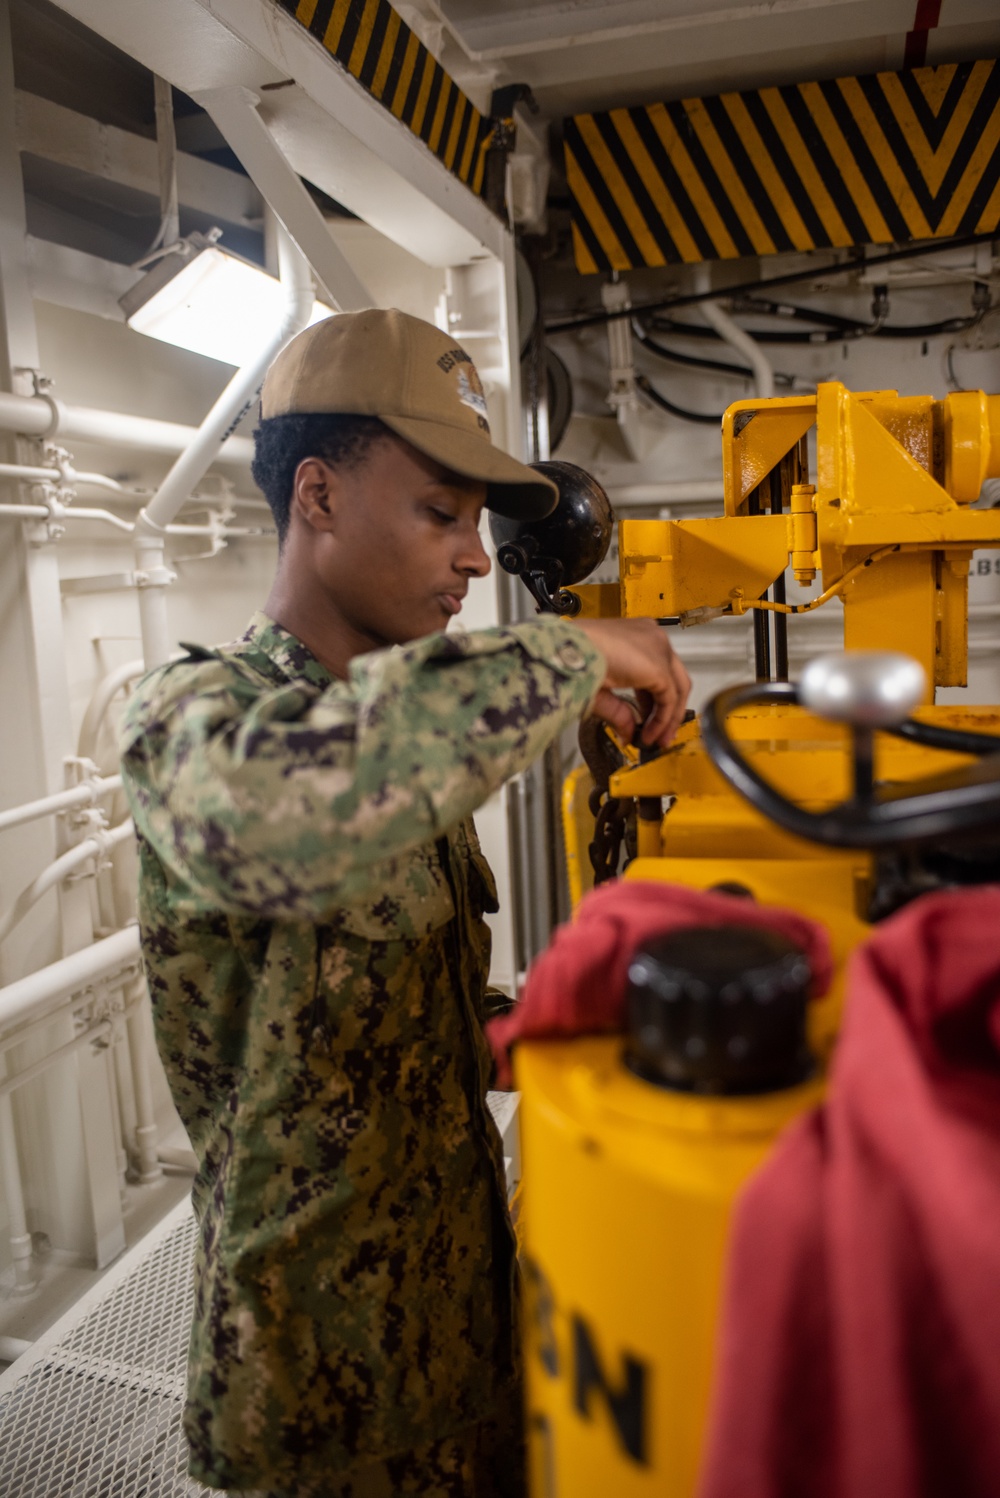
[119,618,604,919]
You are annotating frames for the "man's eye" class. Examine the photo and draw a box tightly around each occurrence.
[429,508,456,526]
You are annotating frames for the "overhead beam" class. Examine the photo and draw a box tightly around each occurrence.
[215,0,507,266]
[15,90,262,231]
[194,86,372,312]
[26,237,134,321]
[46,0,509,267]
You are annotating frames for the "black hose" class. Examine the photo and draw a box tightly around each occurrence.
[734,292,986,340]
[544,230,997,335]
[633,319,799,387]
[732,295,863,330]
[635,373,722,425]
[633,321,754,379]
[644,311,982,344]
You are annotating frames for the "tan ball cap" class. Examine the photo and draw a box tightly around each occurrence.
[260,307,558,520]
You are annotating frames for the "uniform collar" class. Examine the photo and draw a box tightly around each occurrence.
[237,611,337,689]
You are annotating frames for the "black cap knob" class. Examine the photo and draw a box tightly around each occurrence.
[624,924,814,1096]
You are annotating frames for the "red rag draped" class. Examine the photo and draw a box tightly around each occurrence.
[699,886,1000,1498]
[486,879,832,1088]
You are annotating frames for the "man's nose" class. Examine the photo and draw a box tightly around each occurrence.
[458,524,491,578]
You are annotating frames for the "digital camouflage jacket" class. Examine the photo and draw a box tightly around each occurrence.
[119,611,602,1494]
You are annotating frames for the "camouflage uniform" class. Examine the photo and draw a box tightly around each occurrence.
[119,611,602,1495]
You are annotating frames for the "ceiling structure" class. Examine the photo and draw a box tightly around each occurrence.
[7,0,1000,322]
[416,0,1000,118]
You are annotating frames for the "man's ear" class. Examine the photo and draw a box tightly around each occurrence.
[291,457,339,534]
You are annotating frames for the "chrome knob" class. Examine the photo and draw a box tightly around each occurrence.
[799,651,926,728]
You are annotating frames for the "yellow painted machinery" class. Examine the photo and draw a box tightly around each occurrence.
[497,384,1000,1496]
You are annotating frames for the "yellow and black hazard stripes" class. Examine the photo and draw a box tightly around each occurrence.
[565,60,1000,273]
[276,0,494,198]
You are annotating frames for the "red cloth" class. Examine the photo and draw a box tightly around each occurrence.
[698,887,1000,1498]
[485,880,833,1088]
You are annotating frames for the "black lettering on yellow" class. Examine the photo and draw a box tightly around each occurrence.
[572,1314,648,1466]
[524,1257,560,1378]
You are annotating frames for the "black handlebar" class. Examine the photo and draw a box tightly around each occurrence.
[699,680,1000,850]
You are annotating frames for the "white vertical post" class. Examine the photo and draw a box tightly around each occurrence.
[75,1019,127,1268]
[0,1076,35,1292]
[0,0,110,1277]
[126,977,162,1184]
[106,1036,130,1201]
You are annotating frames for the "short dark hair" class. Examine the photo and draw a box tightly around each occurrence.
[251,412,390,545]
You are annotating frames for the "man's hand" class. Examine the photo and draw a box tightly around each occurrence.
[575,618,692,748]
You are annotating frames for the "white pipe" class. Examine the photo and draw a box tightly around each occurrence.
[0,1336,31,1362]
[0,503,273,540]
[59,506,133,534]
[0,390,256,465]
[607,481,724,506]
[695,267,774,399]
[138,228,312,535]
[0,462,271,511]
[134,225,312,668]
[0,389,52,437]
[0,925,141,1036]
[0,462,137,495]
[0,503,47,519]
[0,775,122,834]
[0,821,134,948]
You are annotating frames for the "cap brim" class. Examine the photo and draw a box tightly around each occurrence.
[381,415,559,520]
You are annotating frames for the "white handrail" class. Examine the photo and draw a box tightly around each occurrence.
[0,821,134,948]
[0,775,123,835]
[0,925,141,1035]
[0,1017,114,1101]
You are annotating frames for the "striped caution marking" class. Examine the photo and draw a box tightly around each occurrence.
[278,0,494,198]
[565,60,1000,272]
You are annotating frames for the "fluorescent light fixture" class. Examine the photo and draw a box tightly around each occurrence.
[120,232,332,367]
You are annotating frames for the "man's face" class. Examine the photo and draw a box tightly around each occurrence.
[298,432,491,650]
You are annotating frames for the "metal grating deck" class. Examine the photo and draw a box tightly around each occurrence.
[0,1198,212,1497]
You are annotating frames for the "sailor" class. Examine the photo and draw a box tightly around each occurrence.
[119,308,690,1498]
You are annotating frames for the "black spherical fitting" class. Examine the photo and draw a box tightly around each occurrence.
[624,923,814,1096]
[489,461,613,612]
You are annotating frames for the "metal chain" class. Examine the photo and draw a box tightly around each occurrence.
[589,796,628,884]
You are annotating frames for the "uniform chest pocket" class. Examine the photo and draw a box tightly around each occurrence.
[334,845,455,942]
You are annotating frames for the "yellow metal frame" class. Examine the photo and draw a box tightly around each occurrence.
[522,382,1000,1498]
[581,382,1000,690]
